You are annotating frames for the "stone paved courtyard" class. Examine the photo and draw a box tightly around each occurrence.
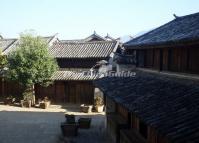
[0,104,111,143]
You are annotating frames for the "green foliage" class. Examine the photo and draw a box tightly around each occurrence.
[0,50,8,76]
[23,88,33,101]
[6,34,58,88]
[94,96,103,106]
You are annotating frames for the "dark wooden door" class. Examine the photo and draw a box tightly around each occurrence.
[64,81,94,104]
[55,82,65,102]
[69,83,76,103]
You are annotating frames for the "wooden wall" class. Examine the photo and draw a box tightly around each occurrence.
[106,97,117,113]
[162,48,169,70]
[145,49,154,68]
[137,50,145,67]
[0,79,24,98]
[35,80,94,104]
[137,49,161,70]
[188,47,199,73]
[0,78,2,97]
[130,113,170,143]
[136,44,199,74]
[0,79,94,104]
[57,58,107,68]
[131,113,139,130]
[117,104,129,123]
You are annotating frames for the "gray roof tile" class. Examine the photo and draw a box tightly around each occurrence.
[0,39,17,52]
[125,12,199,48]
[94,71,199,142]
[49,41,118,58]
[2,35,56,55]
[51,70,98,81]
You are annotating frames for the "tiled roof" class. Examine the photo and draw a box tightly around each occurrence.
[94,71,199,142]
[113,53,136,65]
[51,70,98,81]
[60,39,84,43]
[60,32,115,44]
[0,39,17,52]
[105,34,115,41]
[84,32,107,41]
[42,36,56,43]
[125,12,199,48]
[49,41,118,58]
[2,35,57,55]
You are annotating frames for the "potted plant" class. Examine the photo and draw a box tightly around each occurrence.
[94,96,104,112]
[39,96,51,109]
[21,92,32,108]
[80,104,92,113]
[61,113,78,137]
[4,95,15,105]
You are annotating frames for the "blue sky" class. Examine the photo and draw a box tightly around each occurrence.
[0,0,199,39]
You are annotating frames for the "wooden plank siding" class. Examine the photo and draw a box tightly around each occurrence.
[153,49,161,70]
[137,50,145,67]
[136,49,161,70]
[188,46,199,73]
[168,46,199,73]
[57,58,107,68]
[106,96,117,113]
[136,45,199,75]
[117,104,129,122]
[131,113,139,130]
[145,49,154,68]
[0,79,94,104]
[0,78,2,97]
[35,81,94,104]
[3,80,24,97]
[129,113,170,143]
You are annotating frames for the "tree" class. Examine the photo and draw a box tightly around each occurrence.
[0,50,7,76]
[6,34,58,102]
[0,50,8,98]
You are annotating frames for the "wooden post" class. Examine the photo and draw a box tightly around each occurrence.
[32,84,36,105]
[159,49,163,71]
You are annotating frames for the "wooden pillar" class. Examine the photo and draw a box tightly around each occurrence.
[32,85,36,105]
[186,48,190,72]
[159,49,163,71]
[168,48,172,71]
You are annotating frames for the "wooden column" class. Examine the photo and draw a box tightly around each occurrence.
[159,48,163,71]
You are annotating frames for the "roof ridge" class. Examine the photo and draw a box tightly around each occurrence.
[124,12,199,46]
[125,19,175,46]
[54,40,117,45]
[179,11,199,19]
[0,38,18,41]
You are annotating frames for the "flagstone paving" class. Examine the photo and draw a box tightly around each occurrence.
[0,104,111,143]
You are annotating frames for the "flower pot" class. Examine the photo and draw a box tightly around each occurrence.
[80,104,92,113]
[40,101,50,109]
[60,122,78,137]
[95,105,104,112]
[21,100,31,108]
[65,114,76,124]
[4,98,15,105]
[78,118,92,129]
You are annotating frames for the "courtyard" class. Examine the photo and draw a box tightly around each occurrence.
[0,104,111,143]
